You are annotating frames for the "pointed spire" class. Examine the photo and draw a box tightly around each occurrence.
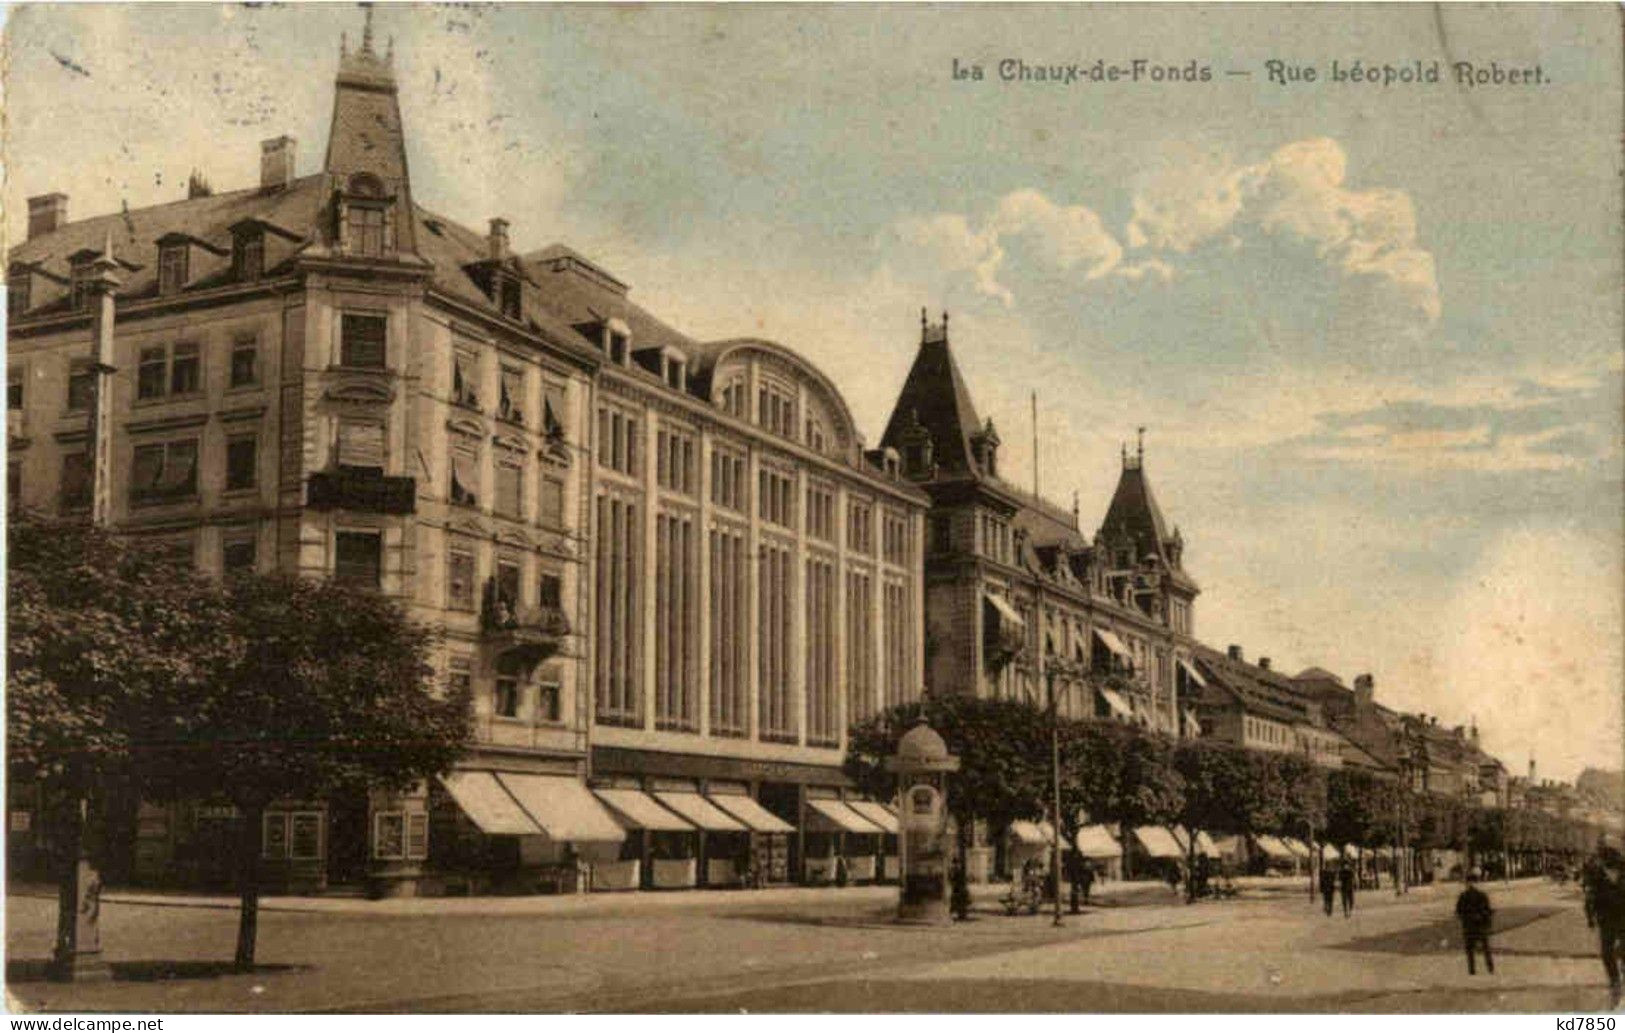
[361,4,375,55]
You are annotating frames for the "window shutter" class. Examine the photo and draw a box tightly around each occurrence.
[451,446,479,505]
[543,382,566,436]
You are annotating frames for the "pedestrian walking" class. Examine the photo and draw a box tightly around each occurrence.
[1592,839,1625,1008]
[1319,863,1337,916]
[950,856,971,922]
[1455,875,1495,975]
[1338,861,1356,918]
[1582,849,1604,930]
[1077,858,1096,907]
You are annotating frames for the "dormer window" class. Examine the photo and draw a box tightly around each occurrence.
[234,230,264,282]
[498,275,521,320]
[758,380,795,437]
[665,358,685,391]
[608,330,629,366]
[719,376,746,418]
[158,244,188,295]
[341,174,392,258]
[806,417,827,453]
[7,267,29,315]
[70,262,94,312]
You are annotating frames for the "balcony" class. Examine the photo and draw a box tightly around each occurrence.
[307,468,415,514]
[481,591,571,666]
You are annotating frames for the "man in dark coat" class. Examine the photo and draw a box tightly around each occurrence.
[1455,875,1495,975]
[1592,841,1625,1008]
[1338,861,1356,918]
[1319,863,1337,916]
[949,856,971,922]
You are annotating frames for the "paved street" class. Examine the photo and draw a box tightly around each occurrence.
[5,877,1616,1013]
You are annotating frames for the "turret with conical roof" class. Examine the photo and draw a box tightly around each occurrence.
[880,310,987,478]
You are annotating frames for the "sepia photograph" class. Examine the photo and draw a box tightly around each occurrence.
[2,1,1622,1017]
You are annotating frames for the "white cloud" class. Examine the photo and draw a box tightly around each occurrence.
[883,188,1123,306]
[1125,137,1442,324]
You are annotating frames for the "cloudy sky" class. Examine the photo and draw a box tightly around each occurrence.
[7,4,1621,779]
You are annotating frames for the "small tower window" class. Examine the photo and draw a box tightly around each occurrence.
[342,174,391,258]
[235,231,264,282]
[158,244,188,295]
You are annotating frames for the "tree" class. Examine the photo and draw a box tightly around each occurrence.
[8,513,230,974]
[132,573,471,969]
[847,695,1059,869]
[1170,740,1281,901]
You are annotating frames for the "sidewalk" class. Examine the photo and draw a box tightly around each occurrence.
[6,872,1184,919]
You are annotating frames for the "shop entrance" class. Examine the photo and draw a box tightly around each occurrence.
[327,795,370,886]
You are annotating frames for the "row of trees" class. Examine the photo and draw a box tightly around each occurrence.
[844,694,1601,901]
[8,513,471,970]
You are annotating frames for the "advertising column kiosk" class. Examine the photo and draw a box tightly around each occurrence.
[885,718,960,925]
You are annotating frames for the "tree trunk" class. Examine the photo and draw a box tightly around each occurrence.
[234,802,265,971]
[1185,835,1198,904]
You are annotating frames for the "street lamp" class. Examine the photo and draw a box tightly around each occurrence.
[1045,659,1066,928]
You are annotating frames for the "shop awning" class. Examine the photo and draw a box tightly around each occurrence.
[1008,820,1057,845]
[1093,627,1131,660]
[593,788,694,832]
[707,793,795,834]
[1097,687,1133,720]
[984,592,1025,628]
[1134,825,1184,859]
[1254,835,1296,860]
[439,772,542,836]
[1320,843,1344,861]
[495,773,626,844]
[846,800,899,835]
[1213,835,1243,857]
[1074,824,1121,858]
[1177,658,1207,688]
[1194,830,1223,859]
[652,791,747,832]
[1282,837,1312,859]
[805,798,885,834]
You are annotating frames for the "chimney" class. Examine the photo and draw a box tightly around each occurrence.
[260,136,297,191]
[187,170,213,199]
[26,193,68,239]
[488,218,510,261]
[1353,673,1374,706]
[1258,657,1271,671]
[1227,645,1243,662]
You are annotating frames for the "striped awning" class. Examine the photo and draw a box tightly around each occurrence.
[652,791,747,832]
[1093,627,1131,660]
[1073,824,1120,858]
[846,800,899,835]
[805,798,885,834]
[707,793,795,834]
[1134,825,1184,859]
[439,772,541,836]
[1008,820,1057,845]
[1098,687,1133,720]
[1254,835,1296,860]
[1177,658,1207,688]
[593,788,694,832]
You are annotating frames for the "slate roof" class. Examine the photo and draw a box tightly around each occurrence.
[879,329,984,476]
[8,177,327,315]
[1192,645,1318,725]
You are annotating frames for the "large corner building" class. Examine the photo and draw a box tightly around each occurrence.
[7,20,925,895]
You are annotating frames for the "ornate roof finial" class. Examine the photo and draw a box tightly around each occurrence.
[386,34,394,64]
[941,310,949,331]
[1137,426,1146,461]
[920,306,928,334]
[361,5,376,55]
[340,30,348,58]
